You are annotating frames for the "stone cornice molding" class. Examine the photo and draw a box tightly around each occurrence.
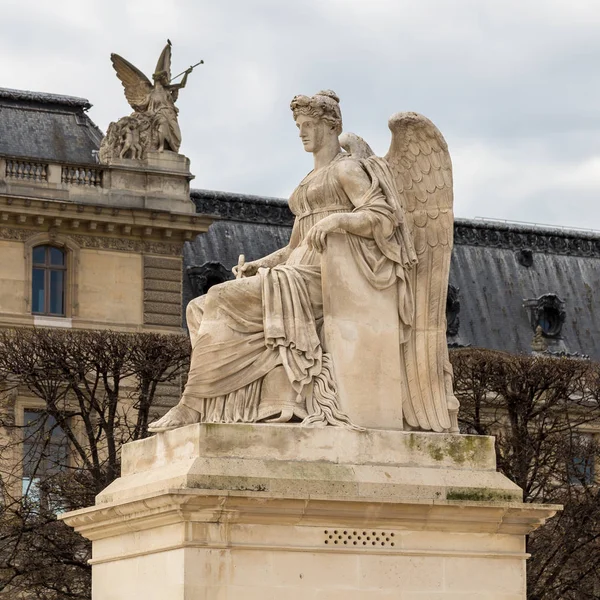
[0,227,187,257]
[61,489,560,544]
[454,219,600,258]
[190,190,600,258]
[191,189,294,227]
[0,196,211,246]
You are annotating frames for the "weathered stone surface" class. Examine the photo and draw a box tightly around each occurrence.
[144,301,180,316]
[143,267,182,282]
[150,92,459,434]
[144,278,182,293]
[61,425,559,599]
[143,290,181,304]
[143,313,181,327]
[143,255,182,270]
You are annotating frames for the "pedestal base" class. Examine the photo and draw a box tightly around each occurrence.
[91,151,196,213]
[61,424,558,599]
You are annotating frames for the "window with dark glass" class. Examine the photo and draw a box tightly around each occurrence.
[22,410,69,505]
[32,245,66,316]
[568,433,596,486]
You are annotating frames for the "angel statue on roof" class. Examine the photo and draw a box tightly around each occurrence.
[99,41,201,163]
[149,90,460,435]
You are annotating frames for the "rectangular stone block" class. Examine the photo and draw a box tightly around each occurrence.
[144,301,180,316]
[144,290,181,304]
[62,425,559,599]
[144,267,182,282]
[144,255,182,270]
[144,313,182,327]
[144,279,182,293]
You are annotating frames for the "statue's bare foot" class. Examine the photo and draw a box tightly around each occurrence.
[148,404,201,433]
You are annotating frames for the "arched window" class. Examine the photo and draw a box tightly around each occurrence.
[32,245,66,316]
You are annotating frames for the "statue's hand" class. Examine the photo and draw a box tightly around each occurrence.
[232,260,260,278]
[306,215,343,253]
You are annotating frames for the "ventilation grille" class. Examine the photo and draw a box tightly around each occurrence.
[323,529,396,547]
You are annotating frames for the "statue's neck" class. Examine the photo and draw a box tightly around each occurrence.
[313,140,341,171]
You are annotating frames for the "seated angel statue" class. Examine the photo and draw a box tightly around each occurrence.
[149,89,459,434]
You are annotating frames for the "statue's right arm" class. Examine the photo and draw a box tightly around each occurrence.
[235,218,299,276]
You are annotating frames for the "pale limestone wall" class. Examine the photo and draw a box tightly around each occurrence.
[91,545,527,600]
[0,240,25,315]
[78,249,143,326]
[63,425,558,600]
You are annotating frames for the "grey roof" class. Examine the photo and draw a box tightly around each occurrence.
[450,219,600,360]
[189,189,600,360]
[0,87,103,165]
[191,189,292,227]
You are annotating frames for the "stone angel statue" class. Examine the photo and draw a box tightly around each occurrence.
[99,41,196,163]
[149,90,459,434]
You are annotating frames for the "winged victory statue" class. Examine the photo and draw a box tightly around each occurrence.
[99,41,201,163]
[149,91,460,435]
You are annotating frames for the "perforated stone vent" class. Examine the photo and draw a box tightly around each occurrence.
[323,529,396,547]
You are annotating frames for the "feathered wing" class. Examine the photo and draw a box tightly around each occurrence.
[154,42,172,80]
[110,54,152,111]
[385,112,456,432]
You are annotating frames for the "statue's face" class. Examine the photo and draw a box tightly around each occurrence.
[296,115,327,153]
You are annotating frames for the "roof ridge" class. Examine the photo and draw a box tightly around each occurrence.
[0,87,91,109]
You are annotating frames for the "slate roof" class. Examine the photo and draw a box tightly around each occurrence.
[189,189,600,361]
[450,219,600,360]
[0,87,103,165]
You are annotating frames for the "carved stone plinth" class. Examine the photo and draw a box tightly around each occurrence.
[61,424,558,599]
[95,151,195,213]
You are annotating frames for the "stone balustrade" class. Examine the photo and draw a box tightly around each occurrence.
[61,165,103,187]
[0,151,196,214]
[5,158,48,182]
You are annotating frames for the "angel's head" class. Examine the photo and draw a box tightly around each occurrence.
[291,90,342,153]
[153,70,169,86]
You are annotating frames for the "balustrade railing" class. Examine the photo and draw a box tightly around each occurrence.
[5,159,48,182]
[61,165,103,187]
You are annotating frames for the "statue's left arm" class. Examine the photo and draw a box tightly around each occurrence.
[305,160,395,252]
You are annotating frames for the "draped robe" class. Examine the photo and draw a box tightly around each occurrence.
[180,154,416,423]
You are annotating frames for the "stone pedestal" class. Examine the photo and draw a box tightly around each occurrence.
[63,151,196,213]
[61,424,558,599]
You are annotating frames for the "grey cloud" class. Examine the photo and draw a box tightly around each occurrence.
[2,0,600,228]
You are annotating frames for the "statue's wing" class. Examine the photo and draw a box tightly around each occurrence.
[339,132,375,159]
[385,112,455,432]
[110,54,152,110]
[155,42,172,80]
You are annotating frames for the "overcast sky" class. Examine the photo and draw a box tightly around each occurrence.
[3,0,600,229]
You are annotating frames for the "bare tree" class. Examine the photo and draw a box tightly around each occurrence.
[0,328,190,599]
[1,336,597,599]
[451,348,600,600]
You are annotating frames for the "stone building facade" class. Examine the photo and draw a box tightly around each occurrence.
[0,88,211,334]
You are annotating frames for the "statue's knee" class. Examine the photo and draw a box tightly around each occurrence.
[186,296,205,324]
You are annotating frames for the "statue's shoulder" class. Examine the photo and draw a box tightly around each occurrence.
[332,154,368,182]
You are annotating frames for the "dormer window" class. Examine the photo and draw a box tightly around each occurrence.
[523,294,566,339]
[32,245,66,316]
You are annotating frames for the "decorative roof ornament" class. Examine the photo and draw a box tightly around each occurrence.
[531,325,548,352]
[99,40,203,163]
[523,293,566,338]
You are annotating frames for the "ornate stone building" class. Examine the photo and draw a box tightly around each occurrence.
[0,87,210,334]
